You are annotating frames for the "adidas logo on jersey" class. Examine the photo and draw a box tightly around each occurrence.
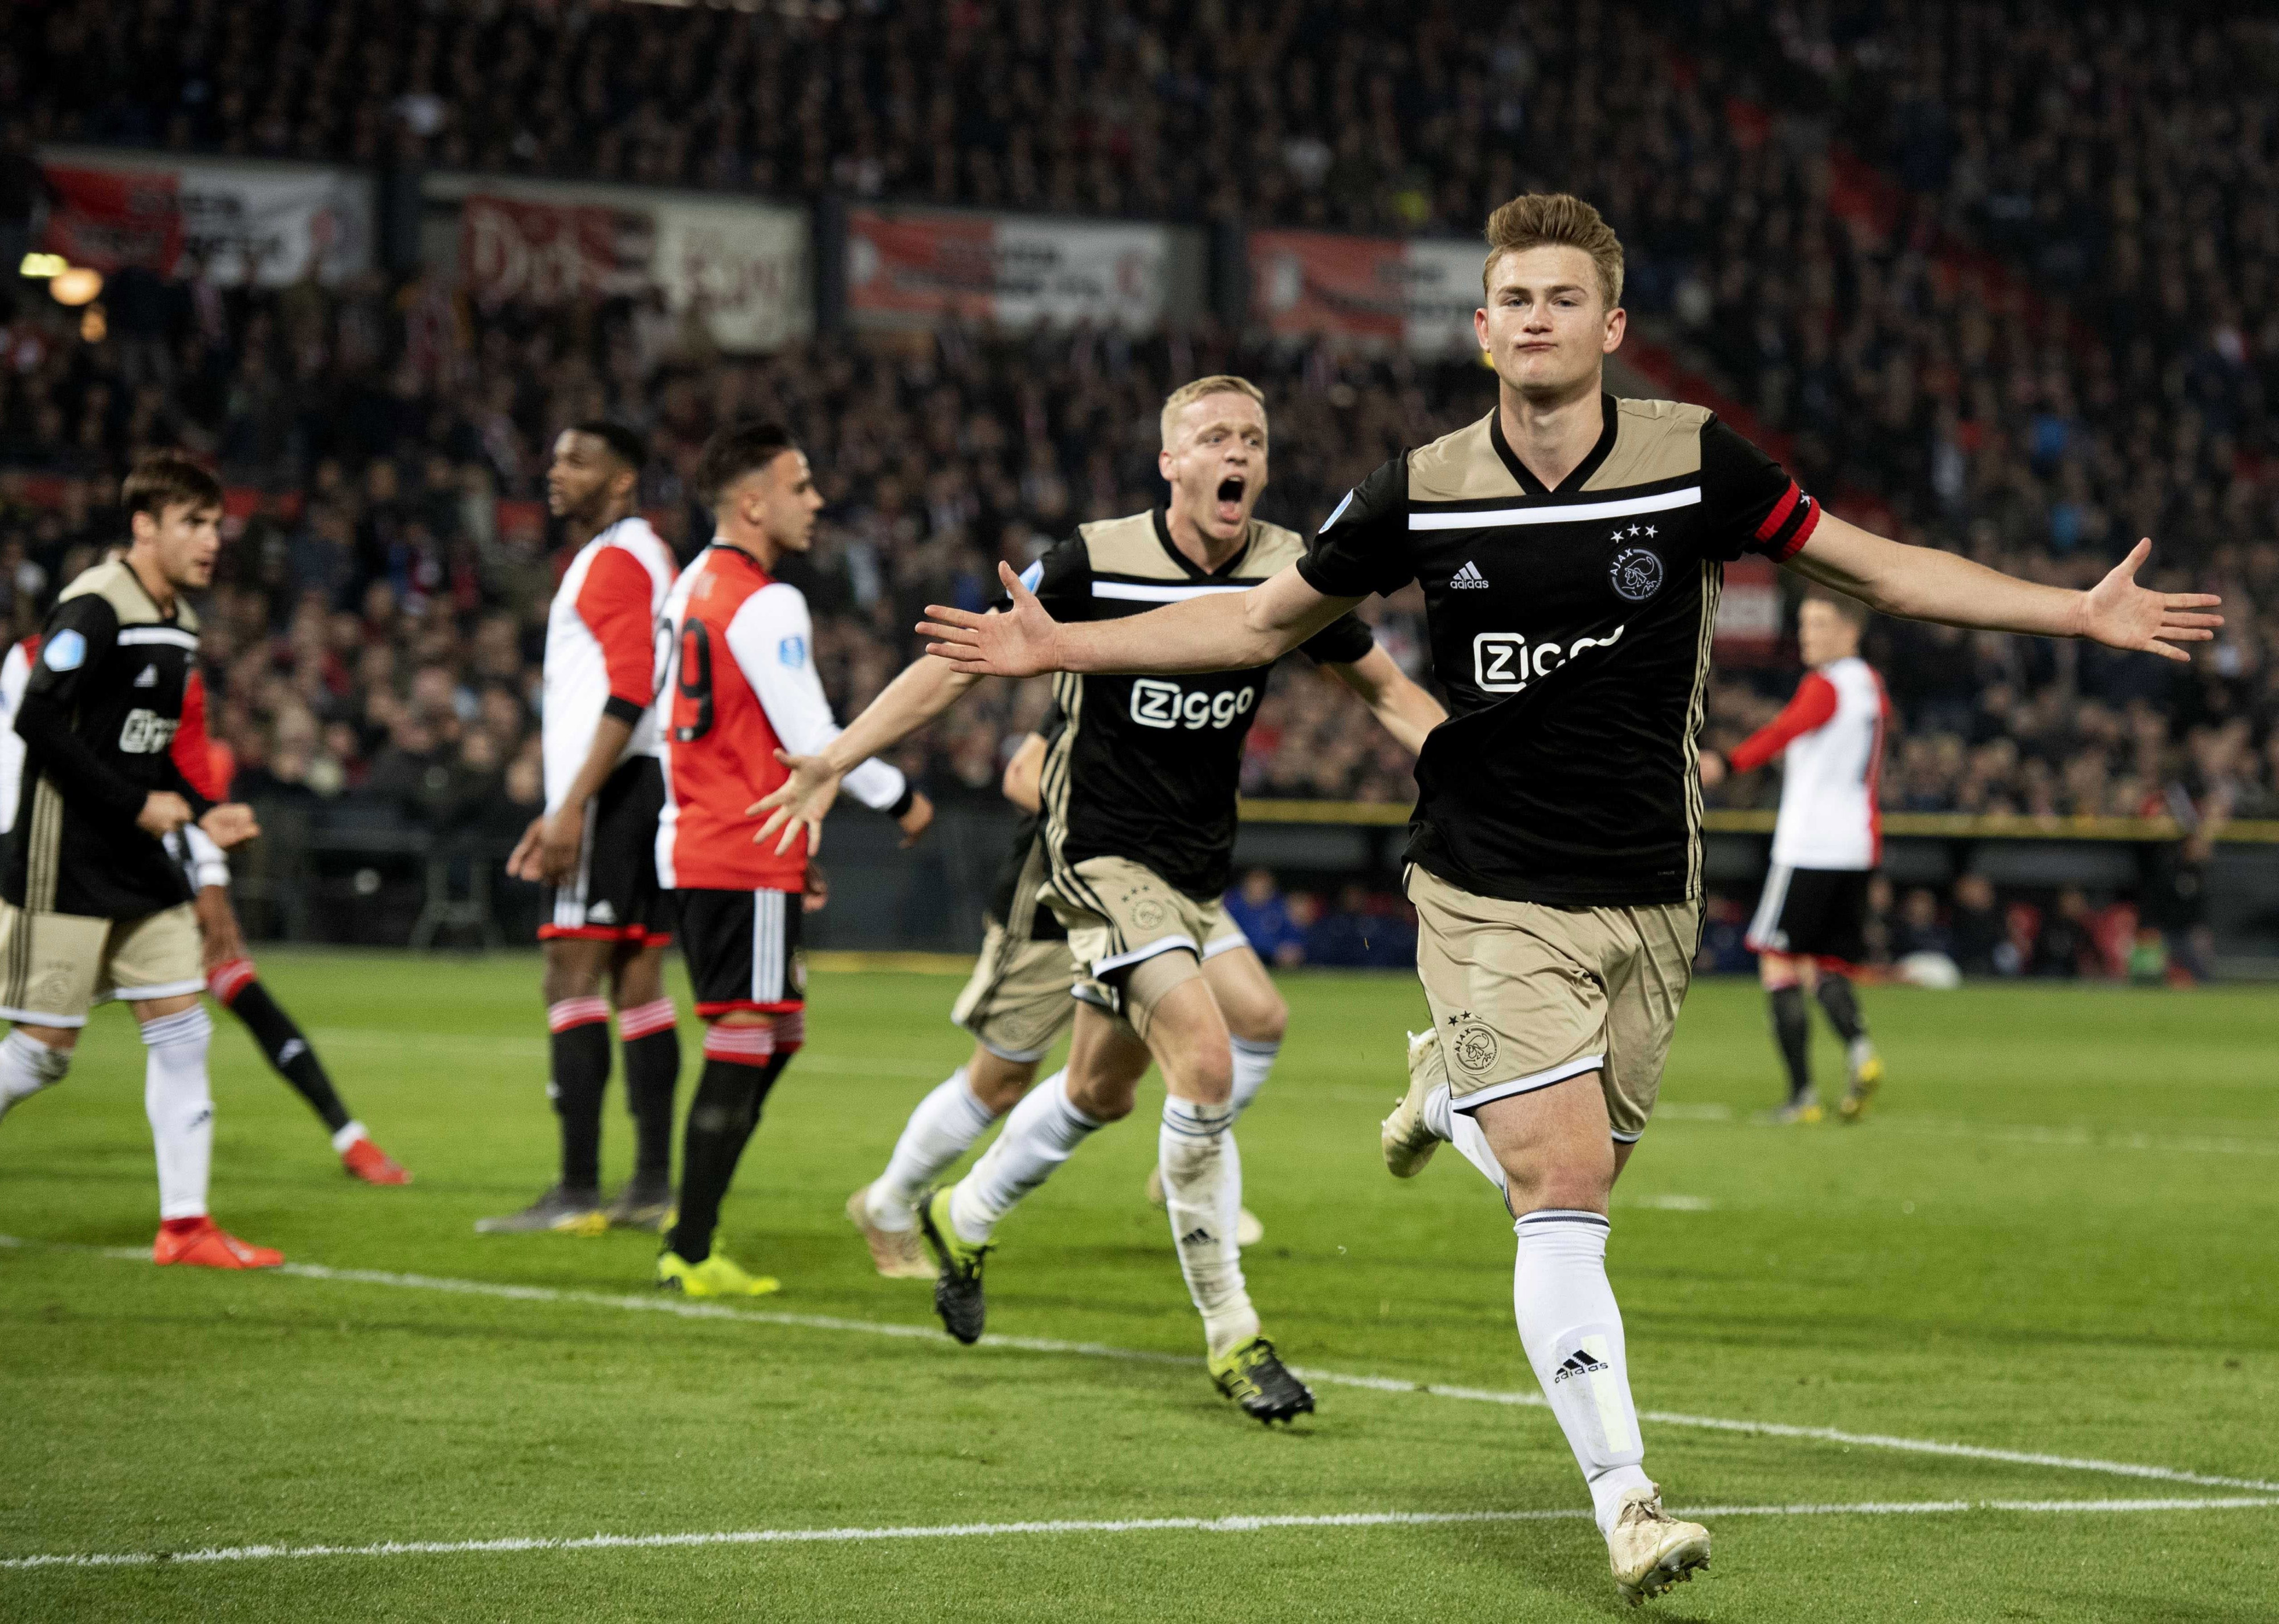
[1551,1348,1610,1384]
[133,664,158,687]
[1449,561,1490,589]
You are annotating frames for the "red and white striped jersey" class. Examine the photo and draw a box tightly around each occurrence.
[541,516,678,813]
[1729,654,1888,870]
[653,542,907,893]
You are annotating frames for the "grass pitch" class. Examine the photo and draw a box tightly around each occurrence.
[0,953,2273,1622]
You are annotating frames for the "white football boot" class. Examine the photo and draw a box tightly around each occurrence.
[1605,1483,1710,1605]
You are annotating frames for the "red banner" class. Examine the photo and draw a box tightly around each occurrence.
[459,195,638,304]
[40,165,186,275]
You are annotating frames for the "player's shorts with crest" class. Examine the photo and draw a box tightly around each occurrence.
[1406,864,1699,1144]
[538,756,673,946]
[676,886,805,1018]
[1043,854,1249,1016]
[950,917,1080,1062]
[1745,863,1871,967]
[0,898,203,1027]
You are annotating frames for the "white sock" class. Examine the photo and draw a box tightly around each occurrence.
[947,1072,1100,1244]
[869,1066,1013,1229]
[0,1028,71,1120]
[1512,1208,1651,1533]
[1229,1036,1279,1117]
[330,1120,367,1153]
[1161,1096,1257,1358]
[142,1007,215,1221]
[1432,1088,1509,1196]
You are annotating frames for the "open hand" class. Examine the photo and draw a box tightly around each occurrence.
[2079,540,2223,662]
[749,750,843,856]
[198,802,261,849]
[917,563,1061,677]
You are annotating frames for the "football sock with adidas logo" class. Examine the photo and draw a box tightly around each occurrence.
[141,1006,215,1221]
[948,1072,1100,1244]
[1512,1208,1651,1535]
[223,976,353,1135]
[871,1065,1015,1231]
[1161,1095,1257,1359]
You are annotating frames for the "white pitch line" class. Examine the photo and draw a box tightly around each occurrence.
[7,1498,2275,1574]
[8,1237,2275,1496]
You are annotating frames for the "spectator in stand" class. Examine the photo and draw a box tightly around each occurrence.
[2143,831,2216,984]
[1949,874,2013,978]
[1223,868,1306,970]
[2031,889,2099,979]
[1889,888,1953,962]
[1300,884,1415,971]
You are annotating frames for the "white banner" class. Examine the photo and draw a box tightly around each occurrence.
[848,208,1171,330]
[1251,231,1486,355]
[39,149,372,285]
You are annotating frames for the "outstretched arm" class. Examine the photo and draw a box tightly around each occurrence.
[749,652,978,852]
[1326,644,1445,755]
[920,560,1362,678]
[1788,518,2220,660]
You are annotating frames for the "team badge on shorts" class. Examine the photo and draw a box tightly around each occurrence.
[1452,1022,1498,1073]
[1130,897,1167,930]
[1608,546,1664,602]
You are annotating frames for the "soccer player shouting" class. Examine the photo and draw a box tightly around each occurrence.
[1701,591,1889,1122]
[0,454,275,1267]
[488,424,683,1236]
[754,377,1443,1423]
[650,421,931,1296]
[914,196,2219,1601]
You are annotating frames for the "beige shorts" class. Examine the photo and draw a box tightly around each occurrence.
[950,919,1080,1062]
[0,899,205,1028]
[1043,855,1250,1024]
[1406,865,1698,1142]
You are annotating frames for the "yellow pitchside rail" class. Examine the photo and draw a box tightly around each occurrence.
[1234,801,2279,843]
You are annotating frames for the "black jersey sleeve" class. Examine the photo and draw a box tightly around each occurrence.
[1296,454,1412,599]
[1698,418,1823,562]
[1007,537,1092,617]
[1296,611,1375,666]
[15,596,146,822]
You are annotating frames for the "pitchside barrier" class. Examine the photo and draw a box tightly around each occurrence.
[228,797,2279,976]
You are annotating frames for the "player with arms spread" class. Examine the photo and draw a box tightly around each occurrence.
[757,377,1443,1422]
[917,197,2219,1600]
[650,421,933,1297]
[1701,591,1889,1123]
[0,453,275,1267]
[486,424,685,1237]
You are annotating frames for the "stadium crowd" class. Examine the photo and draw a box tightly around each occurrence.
[2,0,2276,960]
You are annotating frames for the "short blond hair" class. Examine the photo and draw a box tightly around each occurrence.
[1482,193,1624,309]
[1159,375,1267,449]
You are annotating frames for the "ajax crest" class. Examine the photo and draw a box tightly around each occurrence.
[1608,546,1664,602]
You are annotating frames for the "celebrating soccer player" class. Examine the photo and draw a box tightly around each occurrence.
[0,453,275,1267]
[487,425,684,1236]
[649,421,932,1296]
[1701,591,1889,1122]
[913,195,2220,1600]
[753,377,1444,1423]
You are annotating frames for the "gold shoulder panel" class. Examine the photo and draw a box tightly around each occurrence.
[1405,414,1515,504]
[1586,398,1713,490]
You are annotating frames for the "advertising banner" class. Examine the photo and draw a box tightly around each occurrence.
[1250,230,1488,355]
[38,151,371,285]
[1714,555,1783,662]
[456,187,809,351]
[847,208,1171,330]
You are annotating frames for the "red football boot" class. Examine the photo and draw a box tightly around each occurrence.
[152,1218,284,1269]
[340,1135,411,1185]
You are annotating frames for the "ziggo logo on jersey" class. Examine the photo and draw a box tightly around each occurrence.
[1472,625,1627,694]
[1128,679,1257,730]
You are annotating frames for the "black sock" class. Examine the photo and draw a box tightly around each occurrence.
[665,1052,791,1263]
[622,1028,681,1184]
[1814,973,1868,1045]
[1768,984,1812,1101]
[550,1020,612,1192]
[227,980,351,1134]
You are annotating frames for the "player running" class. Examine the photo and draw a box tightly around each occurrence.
[0,629,410,1184]
[487,424,684,1236]
[756,377,1444,1422]
[1700,591,1889,1123]
[914,195,2219,1600]
[0,453,278,1267]
[650,420,932,1296]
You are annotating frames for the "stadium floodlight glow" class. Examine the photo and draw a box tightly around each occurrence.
[18,252,67,279]
[50,266,104,306]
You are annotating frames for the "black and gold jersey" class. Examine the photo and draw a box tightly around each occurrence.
[6,559,211,919]
[1297,396,1819,909]
[1023,509,1373,902]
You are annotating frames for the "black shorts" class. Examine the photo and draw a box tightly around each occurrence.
[1745,864,1870,966]
[538,757,674,946]
[677,887,806,1017]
